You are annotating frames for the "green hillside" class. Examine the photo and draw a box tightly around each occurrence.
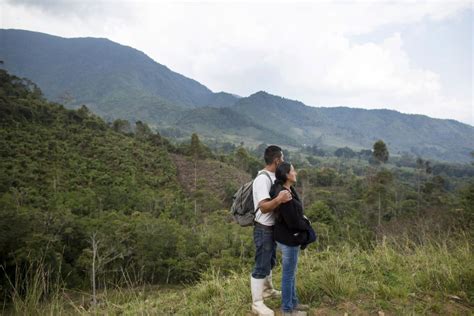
[1,69,473,315]
[231,91,474,162]
[0,29,238,115]
[0,69,252,300]
[172,106,297,145]
[1,29,473,163]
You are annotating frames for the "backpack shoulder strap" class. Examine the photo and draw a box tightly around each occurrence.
[253,170,273,213]
[257,170,273,185]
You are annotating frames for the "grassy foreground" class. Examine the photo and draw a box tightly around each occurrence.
[4,236,473,315]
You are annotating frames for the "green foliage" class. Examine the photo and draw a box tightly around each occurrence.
[313,167,338,187]
[305,201,335,224]
[0,69,198,297]
[1,67,473,314]
[3,30,474,163]
[232,146,263,176]
[457,180,474,231]
[372,140,389,165]
[176,133,214,159]
[335,147,356,159]
[112,118,132,134]
[0,69,262,309]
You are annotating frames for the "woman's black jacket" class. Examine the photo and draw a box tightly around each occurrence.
[270,184,311,246]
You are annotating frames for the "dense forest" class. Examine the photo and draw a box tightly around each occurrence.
[0,69,473,314]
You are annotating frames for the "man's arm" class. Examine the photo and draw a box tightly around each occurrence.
[258,190,292,214]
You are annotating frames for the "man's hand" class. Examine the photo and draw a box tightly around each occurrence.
[276,190,292,204]
[258,190,292,213]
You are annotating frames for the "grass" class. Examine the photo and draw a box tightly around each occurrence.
[1,257,71,315]
[3,236,473,315]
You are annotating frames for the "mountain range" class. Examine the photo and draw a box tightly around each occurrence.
[1,29,473,162]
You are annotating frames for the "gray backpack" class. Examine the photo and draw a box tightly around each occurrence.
[230,171,272,226]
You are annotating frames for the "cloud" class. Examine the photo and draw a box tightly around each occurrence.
[1,0,472,124]
[5,0,104,15]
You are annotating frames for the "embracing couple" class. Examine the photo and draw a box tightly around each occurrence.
[251,145,315,316]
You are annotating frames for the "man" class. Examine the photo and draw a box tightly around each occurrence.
[250,145,292,316]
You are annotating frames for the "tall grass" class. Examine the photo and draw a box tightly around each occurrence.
[297,237,473,308]
[1,256,73,315]
[2,236,472,315]
[113,236,472,315]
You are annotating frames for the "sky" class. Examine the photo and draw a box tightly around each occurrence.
[1,0,473,125]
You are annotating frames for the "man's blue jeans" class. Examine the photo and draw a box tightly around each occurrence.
[277,241,300,312]
[251,223,276,279]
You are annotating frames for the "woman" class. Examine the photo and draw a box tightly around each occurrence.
[270,162,311,315]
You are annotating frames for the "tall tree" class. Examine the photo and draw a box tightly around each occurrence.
[415,157,432,211]
[112,119,132,134]
[189,133,203,215]
[235,146,250,172]
[369,140,391,226]
[135,121,152,140]
[372,140,389,165]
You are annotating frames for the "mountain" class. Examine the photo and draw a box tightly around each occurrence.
[1,29,473,163]
[0,29,239,120]
[231,91,474,162]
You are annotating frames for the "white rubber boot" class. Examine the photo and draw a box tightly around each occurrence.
[251,276,275,316]
[263,271,281,299]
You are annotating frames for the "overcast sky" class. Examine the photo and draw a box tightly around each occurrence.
[1,0,473,125]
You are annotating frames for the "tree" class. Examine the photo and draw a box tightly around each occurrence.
[135,121,152,140]
[313,167,337,187]
[335,147,356,173]
[372,140,389,165]
[112,119,132,134]
[415,157,432,210]
[253,143,268,157]
[77,105,91,118]
[306,155,320,166]
[297,169,310,208]
[368,140,392,226]
[235,146,250,172]
[366,169,394,226]
[189,133,203,215]
[87,231,125,307]
[335,147,356,159]
[190,133,202,157]
[458,181,474,229]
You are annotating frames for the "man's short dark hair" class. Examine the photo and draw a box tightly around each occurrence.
[264,145,282,165]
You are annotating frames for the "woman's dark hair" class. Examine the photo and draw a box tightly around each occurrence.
[274,162,292,186]
[271,161,294,221]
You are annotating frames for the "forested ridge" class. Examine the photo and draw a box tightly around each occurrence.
[2,29,473,163]
[0,69,473,314]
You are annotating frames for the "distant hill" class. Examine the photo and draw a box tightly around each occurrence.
[1,29,473,163]
[0,29,238,120]
[171,91,473,162]
[231,92,474,162]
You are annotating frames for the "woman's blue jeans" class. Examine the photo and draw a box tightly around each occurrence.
[277,241,300,312]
